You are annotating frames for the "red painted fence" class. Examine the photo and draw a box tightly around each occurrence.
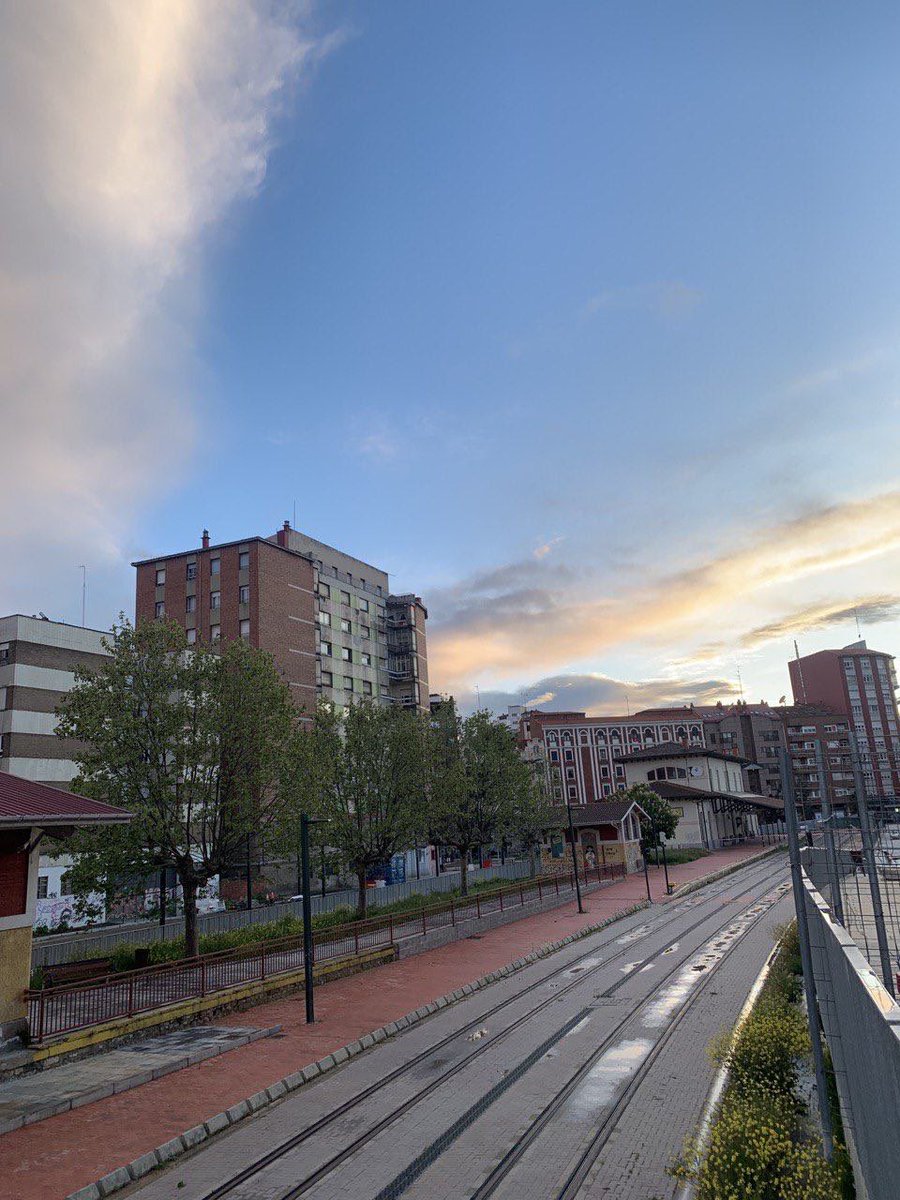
[26,862,626,1043]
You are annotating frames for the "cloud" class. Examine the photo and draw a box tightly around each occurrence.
[687,594,900,664]
[0,1,334,612]
[533,536,565,560]
[457,672,741,717]
[428,489,900,691]
[357,430,401,461]
[584,281,702,319]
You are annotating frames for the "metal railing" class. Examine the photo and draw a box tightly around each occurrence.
[25,863,625,1044]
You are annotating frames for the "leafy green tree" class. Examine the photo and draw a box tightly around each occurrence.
[428,707,526,894]
[508,770,558,877]
[614,782,679,852]
[57,618,297,955]
[312,700,425,919]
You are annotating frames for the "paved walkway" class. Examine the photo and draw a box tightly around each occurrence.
[0,843,777,1200]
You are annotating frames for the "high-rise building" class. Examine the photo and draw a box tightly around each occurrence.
[0,615,110,786]
[133,522,430,714]
[789,641,900,800]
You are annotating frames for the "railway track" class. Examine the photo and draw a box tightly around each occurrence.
[173,853,787,1200]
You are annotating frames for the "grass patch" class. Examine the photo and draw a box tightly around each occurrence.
[671,922,854,1199]
[651,847,709,866]
[63,873,545,976]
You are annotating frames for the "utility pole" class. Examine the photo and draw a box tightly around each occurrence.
[301,813,315,1023]
[850,733,894,996]
[566,802,585,913]
[779,747,834,1162]
[159,866,166,927]
[78,565,87,627]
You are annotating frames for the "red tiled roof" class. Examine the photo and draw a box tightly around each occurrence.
[0,773,130,827]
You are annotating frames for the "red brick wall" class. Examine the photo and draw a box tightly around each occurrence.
[256,542,317,712]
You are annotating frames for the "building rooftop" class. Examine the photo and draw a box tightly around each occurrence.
[648,778,784,812]
[549,800,648,827]
[620,744,752,766]
[0,773,131,829]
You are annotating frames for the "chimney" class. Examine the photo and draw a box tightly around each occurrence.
[276,519,291,548]
[201,529,210,550]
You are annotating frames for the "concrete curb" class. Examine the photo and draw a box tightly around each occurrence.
[63,901,649,1200]
[668,844,785,899]
[64,849,780,1200]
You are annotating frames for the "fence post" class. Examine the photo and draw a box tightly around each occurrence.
[538,877,543,901]
[261,944,266,981]
[451,897,456,926]
[476,894,481,918]
[200,958,207,998]
[128,975,135,1017]
[519,884,524,907]
[389,915,394,946]
[499,888,504,912]
[36,989,45,1044]
[354,927,359,956]
[422,907,427,936]
[555,874,559,896]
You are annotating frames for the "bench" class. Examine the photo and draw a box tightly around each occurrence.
[43,957,113,988]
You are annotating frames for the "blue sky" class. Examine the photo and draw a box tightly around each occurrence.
[2,1,899,714]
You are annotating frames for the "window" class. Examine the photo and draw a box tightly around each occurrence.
[185,595,196,614]
[363,680,372,696]
[321,670,333,686]
[186,562,197,581]
[0,688,6,710]
[566,768,575,780]
[341,590,351,605]
[210,558,220,576]
[37,876,48,899]
[239,551,250,570]
[342,647,352,661]
[320,641,332,657]
[155,568,166,586]
[361,652,371,667]
[210,591,220,610]
[239,585,250,604]
[377,606,385,620]
[186,629,197,645]
[318,582,331,599]
[318,611,330,627]
[0,643,9,664]
[550,750,559,761]
[341,619,351,633]
[154,601,165,618]
[564,749,574,761]
[568,786,577,798]
[239,619,250,640]
[344,676,354,692]
[210,624,221,642]
[359,598,369,613]
[361,625,370,639]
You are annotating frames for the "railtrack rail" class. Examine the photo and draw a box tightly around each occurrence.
[190,854,787,1200]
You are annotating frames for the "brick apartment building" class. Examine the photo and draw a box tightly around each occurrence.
[700,700,852,810]
[518,707,706,806]
[0,615,110,786]
[133,522,429,714]
[789,640,900,801]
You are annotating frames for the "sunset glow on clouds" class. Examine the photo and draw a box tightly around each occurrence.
[0,3,897,713]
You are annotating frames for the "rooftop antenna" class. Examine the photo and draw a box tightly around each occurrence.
[475,683,482,710]
[736,663,745,701]
[854,607,862,638]
[78,565,86,627]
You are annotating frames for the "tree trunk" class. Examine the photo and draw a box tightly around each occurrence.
[458,847,469,896]
[356,866,368,920]
[182,876,200,958]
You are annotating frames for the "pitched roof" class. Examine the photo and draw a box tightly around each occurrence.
[549,800,648,827]
[0,773,131,829]
[619,744,752,766]
[649,778,784,812]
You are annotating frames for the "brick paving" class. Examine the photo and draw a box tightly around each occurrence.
[0,842,775,1200]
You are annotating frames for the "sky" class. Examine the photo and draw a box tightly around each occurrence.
[2,0,899,716]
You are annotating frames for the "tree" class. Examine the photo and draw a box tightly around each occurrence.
[427,706,526,895]
[57,618,298,955]
[508,772,558,877]
[615,783,679,853]
[313,700,425,919]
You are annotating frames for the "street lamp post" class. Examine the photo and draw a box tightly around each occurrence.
[566,801,585,914]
